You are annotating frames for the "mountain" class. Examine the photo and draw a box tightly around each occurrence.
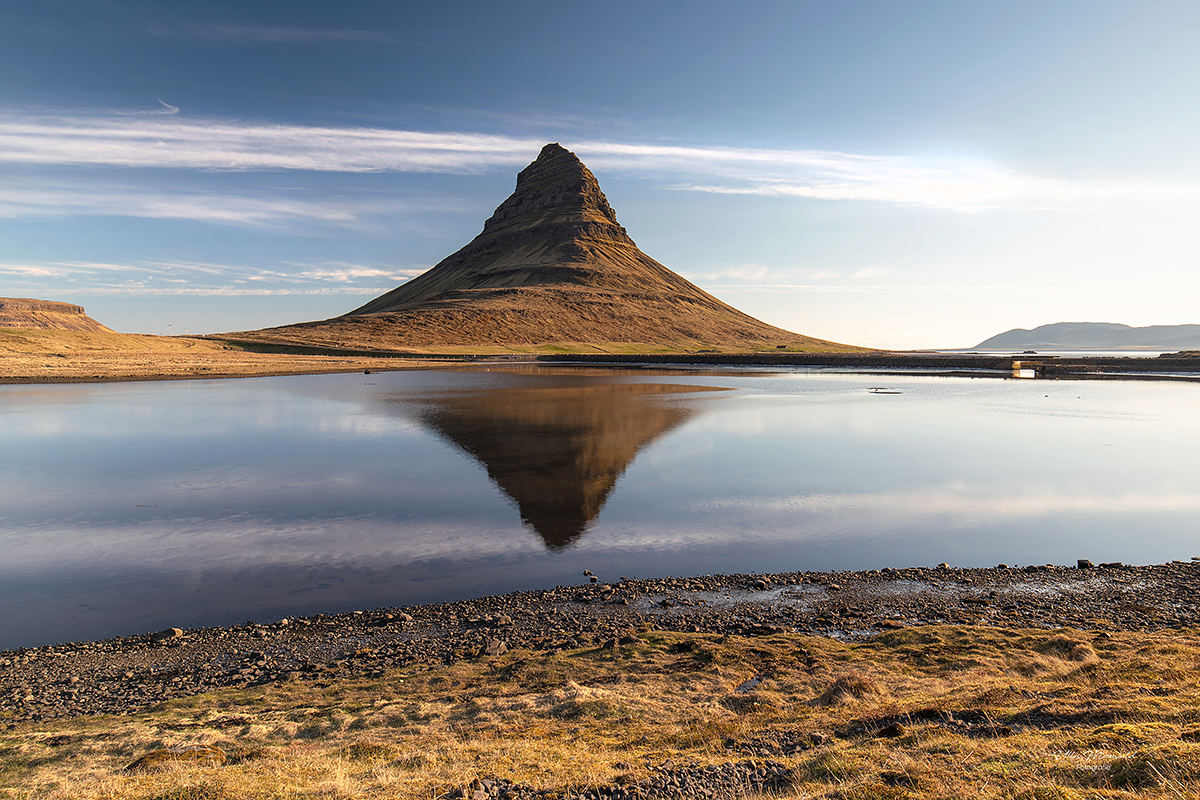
[975,322,1200,351]
[0,298,113,332]
[233,143,860,353]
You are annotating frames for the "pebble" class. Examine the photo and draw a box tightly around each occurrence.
[149,627,183,643]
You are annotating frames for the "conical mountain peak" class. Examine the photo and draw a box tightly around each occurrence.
[350,142,655,314]
[237,144,859,352]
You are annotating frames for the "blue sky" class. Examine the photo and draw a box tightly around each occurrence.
[2,0,1199,348]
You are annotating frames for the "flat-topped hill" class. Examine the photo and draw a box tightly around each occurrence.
[231,144,863,353]
[0,297,113,333]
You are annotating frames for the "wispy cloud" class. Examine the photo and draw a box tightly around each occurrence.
[0,182,405,227]
[702,283,1027,294]
[148,23,397,44]
[692,263,861,283]
[106,99,179,116]
[278,262,427,282]
[572,141,1194,211]
[695,263,776,282]
[4,109,1200,212]
[0,112,541,173]
[0,259,422,295]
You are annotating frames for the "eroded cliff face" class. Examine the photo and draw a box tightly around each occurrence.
[0,298,113,332]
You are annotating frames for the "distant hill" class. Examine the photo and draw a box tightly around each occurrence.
[0,298,113,333]
[232,143,863,354]
[976,322,1200,351]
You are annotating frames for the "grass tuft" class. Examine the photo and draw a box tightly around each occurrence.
[1108,743,1200,789]
[1035,635,1099,664]
[801,749,866,781]
[818,671,884,705]
[146,782,240,800]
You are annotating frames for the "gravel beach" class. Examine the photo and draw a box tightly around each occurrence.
[4,559,1196,727]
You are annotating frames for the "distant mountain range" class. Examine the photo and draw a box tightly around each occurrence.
[975,322,1200,351]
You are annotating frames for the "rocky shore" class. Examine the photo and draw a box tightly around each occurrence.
[4,559,1196,728]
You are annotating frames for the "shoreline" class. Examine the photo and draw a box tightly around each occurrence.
[3,348,1200,386]
[0,350,458,385]
[4,559,1196,726]
[0,362,440,385]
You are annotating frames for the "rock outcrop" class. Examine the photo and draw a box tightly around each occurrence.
[0,298,113,332]
[236,144,856,351]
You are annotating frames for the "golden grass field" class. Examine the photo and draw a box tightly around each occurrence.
[232,287,867,357]
[0,326,864,385]
[4,626,1200,799]
[0,330,448,383]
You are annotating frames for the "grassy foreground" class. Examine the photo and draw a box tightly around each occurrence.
[3,625,1200,799]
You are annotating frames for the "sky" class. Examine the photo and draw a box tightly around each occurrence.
[2,0,1199,349]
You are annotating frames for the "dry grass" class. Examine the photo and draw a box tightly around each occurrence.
[232,286,868,354]
[3,626,1200,798]
[0,329,452,382]
[0,329,211,355]
[0,323,862,385]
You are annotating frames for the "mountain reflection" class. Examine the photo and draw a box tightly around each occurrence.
[406,382,721,549]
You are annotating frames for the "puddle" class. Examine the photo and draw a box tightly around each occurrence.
[1003,576,1152,596]
[637,584,826,615]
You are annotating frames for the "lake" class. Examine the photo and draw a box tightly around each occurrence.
[3,365,1199,649]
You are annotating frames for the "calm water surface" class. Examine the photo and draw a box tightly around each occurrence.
[3,366,1199,648]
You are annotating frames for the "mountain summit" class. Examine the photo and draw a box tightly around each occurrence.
[236,144,857,352]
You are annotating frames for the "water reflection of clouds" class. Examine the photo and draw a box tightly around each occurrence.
[0,518,541,575]
[8,477,1195,578]
[1,380,428,442]
[700,489,1200,520]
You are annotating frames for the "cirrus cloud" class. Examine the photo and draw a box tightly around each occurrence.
[0,258,425,296]
[0,181,410,227]
[5,109,1200,213]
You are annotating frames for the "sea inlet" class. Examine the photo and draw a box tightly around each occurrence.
[2,364,1198,649]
